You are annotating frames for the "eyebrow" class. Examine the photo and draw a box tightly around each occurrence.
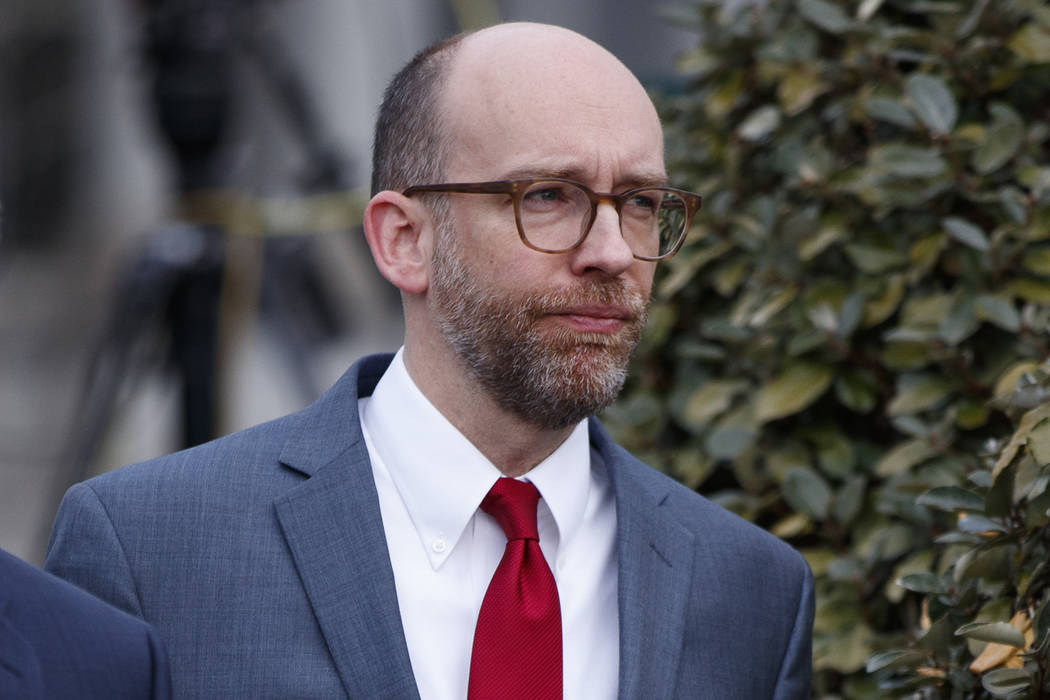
[498,165,669,190]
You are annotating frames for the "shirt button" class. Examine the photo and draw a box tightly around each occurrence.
[432,537,447,553]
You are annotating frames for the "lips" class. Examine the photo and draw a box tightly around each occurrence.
[548,304,636,333]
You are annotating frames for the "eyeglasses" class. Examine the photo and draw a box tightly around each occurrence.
[402,178,702,261]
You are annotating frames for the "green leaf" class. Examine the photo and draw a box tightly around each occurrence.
[906,74,957,135]
[875,438,938,476]
[863,97,917,129]
[985,466,1015,518]
[749,286,798,327]
[1009,278,1050,304]
[955,397,990,430]
[755,362,834,422]
[975,295,1021,333]
[957,543,1015,582]
[981,667,1032,697]
[813,622,872,673]
[973,103,1024,175]
[705,426,755,460]
[955,622,1026,648]
[1022,247,1050,275]
[1020,165,1050,199]
[870,144,948,178]
[657,240,732,298]
[994,404,1050,477]
[778,66,828,115]
[864,649,927,673]
[886,549,937,603]
[938,297,978,346]
[957,514,1007,534]
[916,486,985,513]
[838,292,867,339]
[1027,419,1050,466]
[835,369,878,414]
[799,218,844,260]
[670,448,715,490]
[943,217,990,252]
[679,379,747,431]
[798,0,852,34]
[887,373,954,416]
[857,0,887,21]
[897,572,949,595]
[738,105,782,141]
[833,475,867,526]
[808,426,856,477]
[1008,23,1050,63]
[782,467,832,520]
[844,244,908,273]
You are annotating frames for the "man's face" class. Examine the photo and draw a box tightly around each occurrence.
[424,26,665,430]
[428,213,648,430]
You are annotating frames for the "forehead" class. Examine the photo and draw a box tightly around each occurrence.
[441,26,665,185]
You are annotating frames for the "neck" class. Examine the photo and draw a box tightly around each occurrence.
[402,343,577,477]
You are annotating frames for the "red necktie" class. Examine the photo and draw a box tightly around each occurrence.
[468,478,562,699]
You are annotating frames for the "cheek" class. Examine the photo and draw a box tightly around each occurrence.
[626,262,656,297]
[450,201,518,267]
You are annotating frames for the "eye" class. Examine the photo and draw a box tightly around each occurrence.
[627,193,657,210]
[524,184,571,204]
[521,182,584,216]
[623,191,661,218]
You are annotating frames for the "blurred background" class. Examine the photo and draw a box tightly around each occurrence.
[0,0,693,563]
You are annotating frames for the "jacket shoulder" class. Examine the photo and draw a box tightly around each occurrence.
[0,549,170,698]
[594,422,809,575]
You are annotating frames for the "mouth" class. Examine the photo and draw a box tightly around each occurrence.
[546,305,635,334]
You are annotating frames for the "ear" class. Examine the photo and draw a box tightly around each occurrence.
[362,191,432,295]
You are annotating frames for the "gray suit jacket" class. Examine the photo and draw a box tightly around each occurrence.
[46,353,813,699]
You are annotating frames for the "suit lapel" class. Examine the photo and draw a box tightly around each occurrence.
[592,421,695,700]
[274,356,420,699]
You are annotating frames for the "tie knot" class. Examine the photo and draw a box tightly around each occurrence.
[481,478,541,541]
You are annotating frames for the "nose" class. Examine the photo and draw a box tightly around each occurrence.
[568,201,635,277]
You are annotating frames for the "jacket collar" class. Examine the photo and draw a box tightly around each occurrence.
[590,419,695,700]
[274,354,420,699]
[274,354,694,699]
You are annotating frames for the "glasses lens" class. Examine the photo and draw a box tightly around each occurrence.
[517,181,689,258]
[620,190,687,259]
[518,181,593,252]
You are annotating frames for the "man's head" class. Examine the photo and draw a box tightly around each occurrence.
[364,23,673,432]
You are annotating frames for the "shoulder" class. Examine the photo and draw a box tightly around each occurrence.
[87,413,301,491]
[1,548,154,641]
[80,352,393,499]
[591,420,809,577]
[0,549,169,698]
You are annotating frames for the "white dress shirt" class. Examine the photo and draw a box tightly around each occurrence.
[358,349,619,700]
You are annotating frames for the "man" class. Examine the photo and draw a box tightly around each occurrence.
[0,548,171,699]
[46,22,813,699]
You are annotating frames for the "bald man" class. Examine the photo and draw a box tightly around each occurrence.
[46,23,813,699]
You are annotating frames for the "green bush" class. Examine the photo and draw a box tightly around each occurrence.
[604,0,1050,696]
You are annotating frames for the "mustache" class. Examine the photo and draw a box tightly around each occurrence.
[521,280,648,321]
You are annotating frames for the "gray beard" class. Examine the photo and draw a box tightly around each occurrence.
[429,221,647,431]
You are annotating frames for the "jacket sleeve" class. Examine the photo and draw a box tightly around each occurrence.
[772,560,815,700]
[44,481,145,619]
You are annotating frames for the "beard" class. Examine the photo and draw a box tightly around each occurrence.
[428,218,649,431]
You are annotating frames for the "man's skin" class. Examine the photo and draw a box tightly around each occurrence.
[363,23,663,476]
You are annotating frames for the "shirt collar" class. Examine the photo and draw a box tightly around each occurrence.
[360,348,591,570]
